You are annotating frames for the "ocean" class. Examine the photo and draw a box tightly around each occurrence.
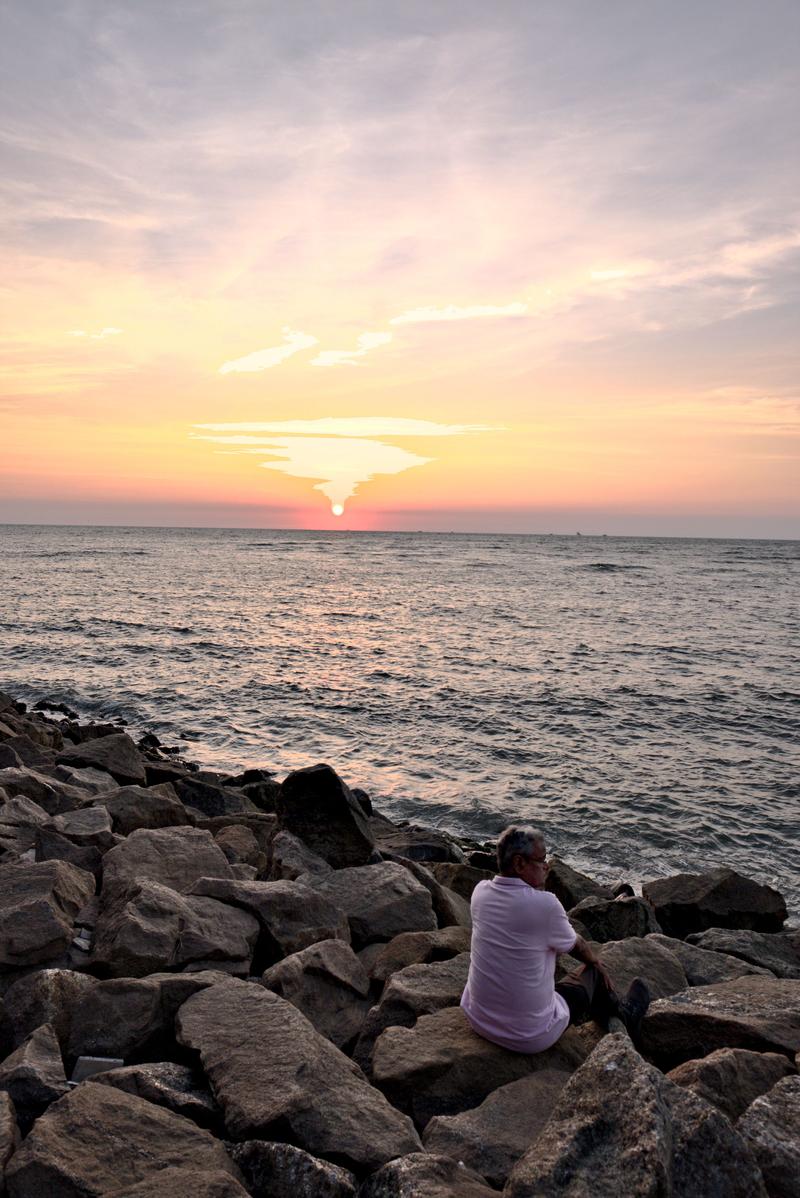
[1,523,797,911]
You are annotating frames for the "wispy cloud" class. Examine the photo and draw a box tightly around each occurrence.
[390,302,528,326]
[218,328,318,374]
[310,331,392,367]
[68,327,123,339]
[193,418,499,437]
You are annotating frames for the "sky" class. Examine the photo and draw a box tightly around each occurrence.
[1,0,798,536]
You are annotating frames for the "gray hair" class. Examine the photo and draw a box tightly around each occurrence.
[496,825,545,875]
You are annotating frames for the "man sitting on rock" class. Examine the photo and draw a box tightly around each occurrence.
[461,824,650,1053]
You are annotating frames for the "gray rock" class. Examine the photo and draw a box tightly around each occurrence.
[0,859,95,967]
[370,926,472,989]
[230,1140,357,1198]
[545,856,612,909]
[423,1068,571,1188]
[505,1033,766,1197]
[268,829,333,880]
[310,862,436,949]
[428,862,493,900]
[0,768,86,815]
[360,1152,498,1197]
[4,1080,243,1197]
[643,868,788,938]
[686,928,800,979]
[0,1023,67,1130]
[87,1061,218,1129]
[0,1091,19,1177]
[597,935,688,999]
[0,796,49,829]
[667,1047,796,1121]
[737,1075,800,1198]
[52,765,117,794]
[101,826,234,902]
[371,1004,592,1128]
[173,775,256,818]
[261,938,371,1049]
[57,732,147,786]
[100,1167,251,1198]
[51,805,115,848]
[646,932,775,985]
[354,954,470,1074]
[188,876,350,968]
[214,824,263,868]
[175,979,422,1173]
[34,827,103,876]
[91,879,259,977]
[382,854,472,930]
[568,894,660,942]
[370,821,467,864]
[3,968,98,1051]
[276,763,376,868]
[97,784,192,836]
[641,975,800,1070]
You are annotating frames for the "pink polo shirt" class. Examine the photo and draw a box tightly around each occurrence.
[461,876,577,1053]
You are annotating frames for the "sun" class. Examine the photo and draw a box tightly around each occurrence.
[331,503,344,517]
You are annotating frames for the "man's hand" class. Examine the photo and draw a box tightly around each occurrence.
[572,935,614,991]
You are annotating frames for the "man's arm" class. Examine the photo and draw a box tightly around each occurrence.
[570,934,614,989]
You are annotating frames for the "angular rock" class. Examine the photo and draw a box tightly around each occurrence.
[360,1153,497,1197]
[267,829,333,881]
[382,853,471,930]
[175,979,422,1173]
[0,1023,68,1130]
[647,931,775,985]
[545,856,612,909]
[643,868,787,938]
[0,796,49,830]
[261,939,371,1049]
[88,1061,218,1129]
[189,876,350,968]
[98,784,192,836]
[101,1167,250,1198]
[370,926,472,990]
[667,1047,796,1121]
[214,824,263,869]
[505,1033,766,1198]
[568,893,660,941]
[428,862,493,900]
[0,769,86,816]
[371,1005,591,1127]
[101,827,233,902]
[57,732,147,786]
[737,1075,800,1198]
[354,954,470,1073]
[68,971,233,1061]
[0,860,94,967]
[597,935,688,1000]
[423,1068,571,1188]
[686,928,800,979]
[240,778,281,812]
[310,862,436,949]
[34,827,103,876]
[92,879,259,977]
[0,1090,19,1179]
[173,775,256,818]
[195,813,277,858]
[3,968,98,1052]
[277,763,375,868]
[52,765,117,794]
[51,805,115,848]
[640,975,800,1069]
[230,1140,357,1198]
[4,1080,242,1197]
[370,821,466,864]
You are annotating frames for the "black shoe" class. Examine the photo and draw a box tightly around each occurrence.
[618,977,651,1040]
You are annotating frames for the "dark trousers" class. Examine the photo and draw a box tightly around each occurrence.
[555,963,619,1026]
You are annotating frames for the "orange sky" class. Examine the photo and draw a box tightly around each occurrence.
[1,2,798,536]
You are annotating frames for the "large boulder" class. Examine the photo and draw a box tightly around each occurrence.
[188,876,350,968]
[87,1061,218,1130]
[101,1168,250,1198]
[371,1005,593,1127]
[685,928,800,979]
[370,821,466,864]
[4,1081,243,1197]
[172,776,256,819]
[643,868,787,938]
[370,926,472,990]
[423,1068,571,1188]
[545,857,611,909]
[56,732,147,786]
[597,935,688,1000]
[100,827,233,902]
[354,954,470,1073]
[175,979,422,1173]
[229,1140,357,1198]
[382,853,472,930]
[568,894,660,941]
[214,825,263,869]
[640,976,800,1069]
[267,829,333,881]
[360,1153,497,1197]
[427,862,492,900]
[646,932,775,985]
[309,862,436,948]
[91,880,259,977]
[97,784,192,836]
[50,806,116,849]
[0,860,94,967]
[667,1047,796,1121]
[261,939,371,1049]
[0,769,86,816]
[3,969,97,1052]
[737,1075,800,1198]
[0,1023,68,1130]
[505,1033,766,1197]
[34,826,103,875]
[276,763,375,868]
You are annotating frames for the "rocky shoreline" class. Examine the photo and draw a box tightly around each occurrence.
[0,689,798,1196]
